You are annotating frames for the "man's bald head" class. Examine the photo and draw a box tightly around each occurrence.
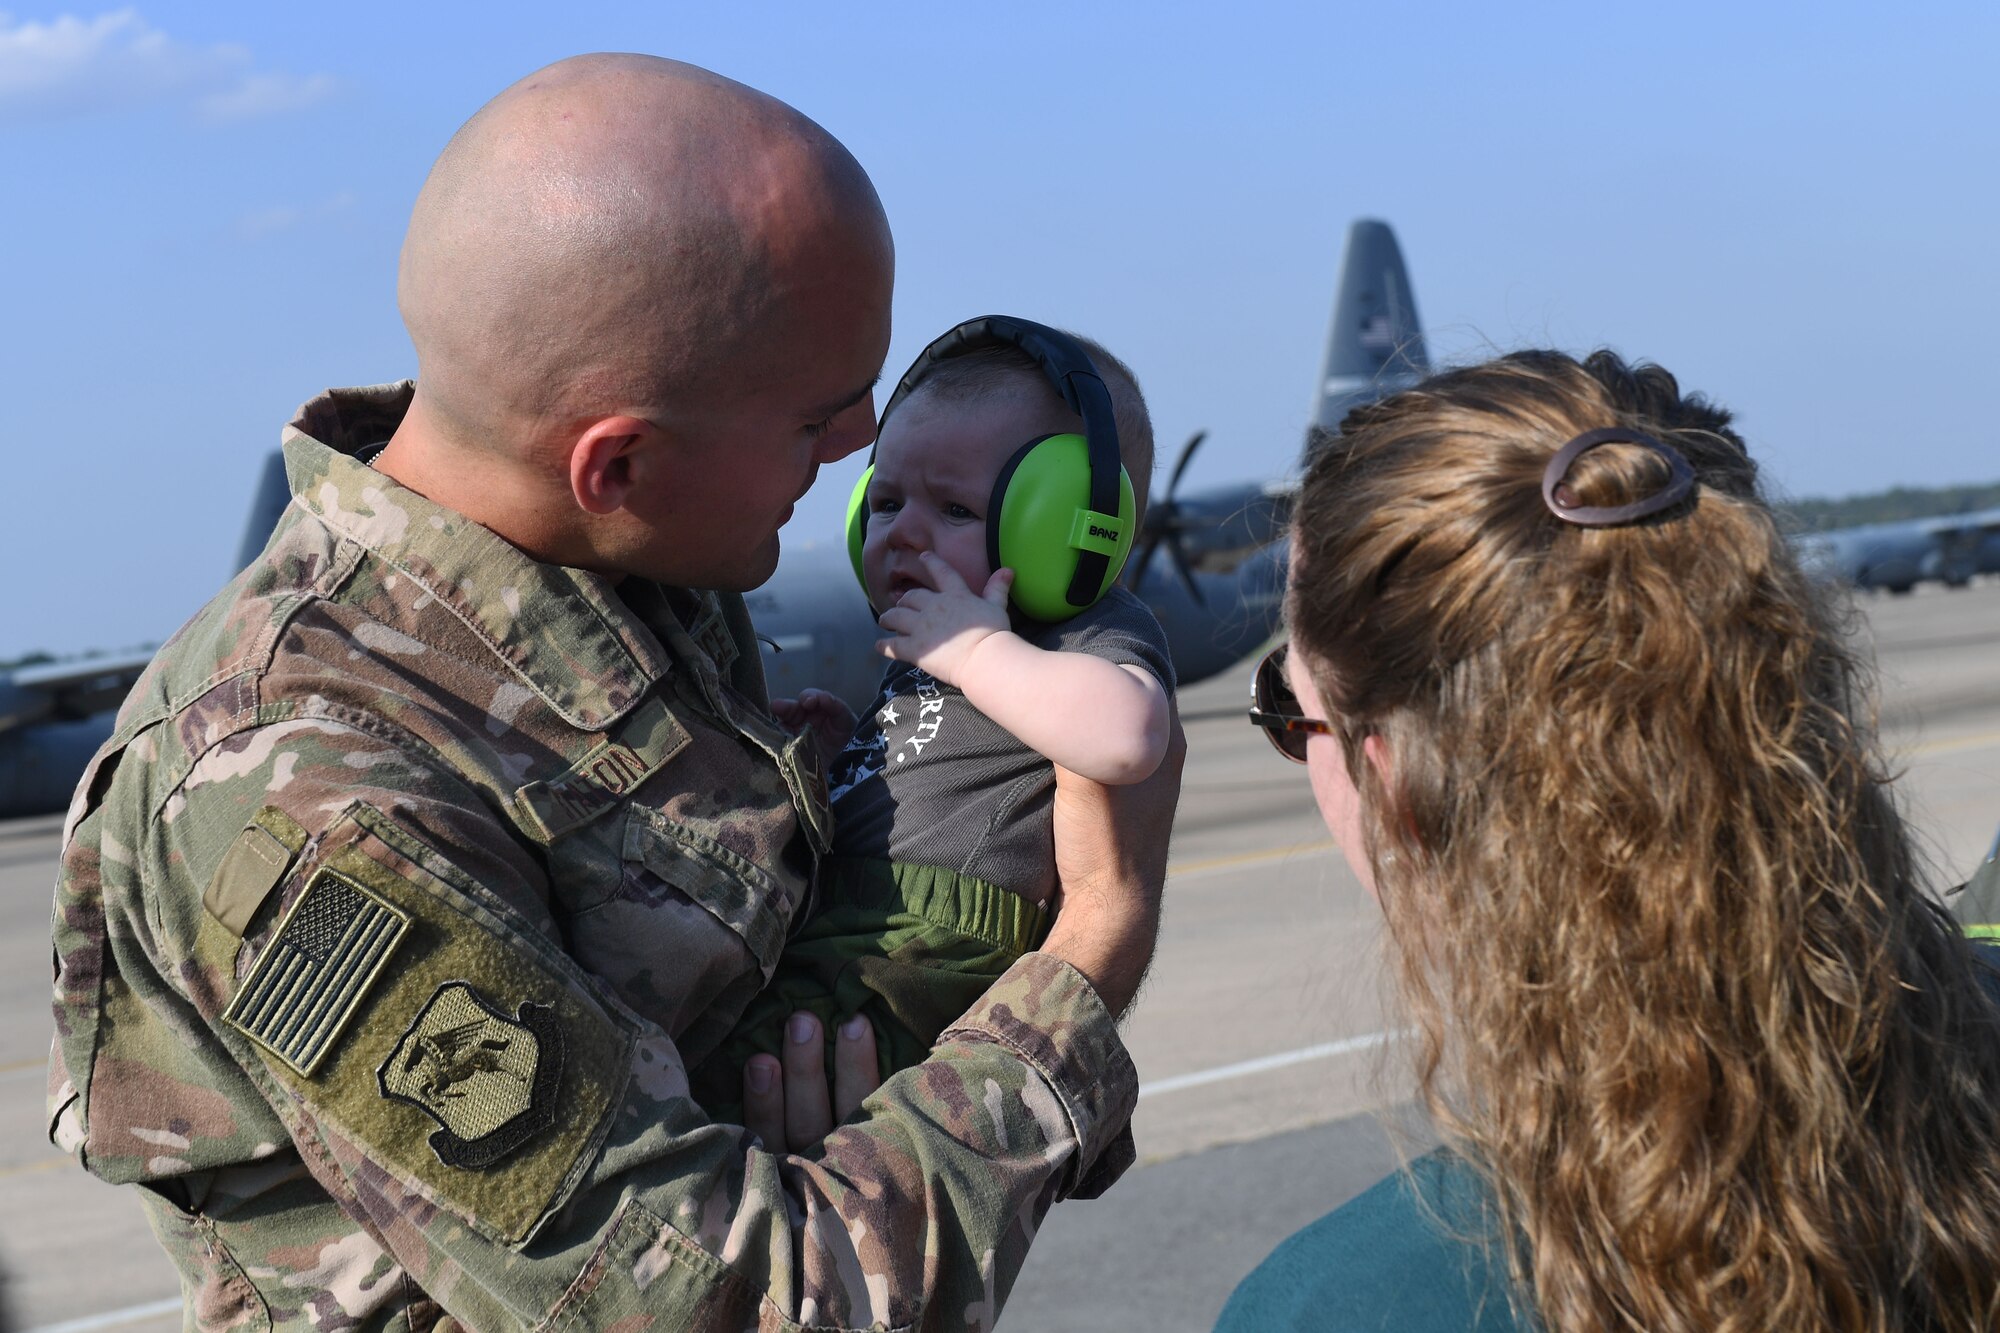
[398,54,890,455]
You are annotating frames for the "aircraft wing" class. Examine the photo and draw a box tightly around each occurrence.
[0,650,154,734]
[1928,507,2000,539]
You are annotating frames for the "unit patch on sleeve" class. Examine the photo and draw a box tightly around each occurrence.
[210,802,634,1246]
[222,866,411,1076]
[378,981,566,1169]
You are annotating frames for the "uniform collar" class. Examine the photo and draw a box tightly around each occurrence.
[282,381,670,732]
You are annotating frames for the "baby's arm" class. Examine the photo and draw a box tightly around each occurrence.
[875,552,1170,784]
[958,639,1168,785]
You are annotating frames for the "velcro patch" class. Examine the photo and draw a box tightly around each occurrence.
[225,802,634,1246]
[686,594,740,675]
[223,866,410,1076]
[204,806,310,936]
[205,829,290,935]
[513,695,691,841]
[379,981,565,1169]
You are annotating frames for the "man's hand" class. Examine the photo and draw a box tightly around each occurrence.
[742,1012,881,1154]
[770,688,857,768]
[875,553,1012,687]
[1040,709,1186,1017]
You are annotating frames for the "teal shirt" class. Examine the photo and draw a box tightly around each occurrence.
[1217,1150,1530,1332]
[1222,940,2000,1332]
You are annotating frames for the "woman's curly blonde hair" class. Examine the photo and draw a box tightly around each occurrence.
[1289,349,2000,1331]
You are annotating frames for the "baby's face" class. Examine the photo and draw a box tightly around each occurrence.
[860,387,1076,607]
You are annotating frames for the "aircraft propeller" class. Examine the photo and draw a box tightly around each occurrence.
[1125,429,1209,605]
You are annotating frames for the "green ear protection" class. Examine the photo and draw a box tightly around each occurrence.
[845,315,1136,623]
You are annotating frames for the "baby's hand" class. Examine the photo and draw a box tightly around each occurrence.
[769,688,857,767]
[875,553,1013,687]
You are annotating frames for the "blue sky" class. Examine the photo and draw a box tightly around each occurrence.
[4,2,1996,659]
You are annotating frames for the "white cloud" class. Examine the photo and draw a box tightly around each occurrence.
[199,69,336,124]
[235,189,353,240]
[236,203,303,240]
[0,9,333,126]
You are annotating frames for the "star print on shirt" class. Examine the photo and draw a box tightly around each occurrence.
[828,725,886,803]
[828,677,895,804]
[828,665,950,801]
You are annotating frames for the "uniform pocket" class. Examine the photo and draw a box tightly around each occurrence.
[137,1188,272,1333]
[778,729,834,858]
[621,807,791,976]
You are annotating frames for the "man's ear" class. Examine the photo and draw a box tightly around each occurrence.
[568,416,655,516]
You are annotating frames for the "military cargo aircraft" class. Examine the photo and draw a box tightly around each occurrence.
[1797,506,2000,594]
[0,218,1431,817]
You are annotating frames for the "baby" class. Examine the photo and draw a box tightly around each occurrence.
[690,321,1174,1116]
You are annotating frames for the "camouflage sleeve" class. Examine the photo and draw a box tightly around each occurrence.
[61,716,1135,1332]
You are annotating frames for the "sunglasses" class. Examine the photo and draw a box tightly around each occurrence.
[1248,644,1336,763]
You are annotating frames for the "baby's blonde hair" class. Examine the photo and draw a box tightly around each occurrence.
[899,332,1155,522]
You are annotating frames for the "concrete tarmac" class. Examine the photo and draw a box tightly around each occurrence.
[2,580,1996,1333]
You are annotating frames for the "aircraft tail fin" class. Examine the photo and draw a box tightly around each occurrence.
[1311,219,1430,439]
[235,451,293,573]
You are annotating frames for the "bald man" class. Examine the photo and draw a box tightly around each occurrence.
[49,55,1177,1331]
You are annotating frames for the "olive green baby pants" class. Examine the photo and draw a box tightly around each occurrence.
[691,856,1049,1125]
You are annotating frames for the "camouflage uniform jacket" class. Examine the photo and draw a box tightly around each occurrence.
[47,383,1138,1332]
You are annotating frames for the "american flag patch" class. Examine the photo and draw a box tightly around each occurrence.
[1358,311,1396,353]
[224,866,410,1076]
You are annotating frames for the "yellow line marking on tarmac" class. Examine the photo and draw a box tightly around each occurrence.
[1905,729,2000,759]
[27,1296,184,1333]
[1,1056,44,1075]
[1167,839,1336,878]
[0,1155,73,1180]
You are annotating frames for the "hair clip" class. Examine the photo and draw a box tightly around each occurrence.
[1541,428,1696,528]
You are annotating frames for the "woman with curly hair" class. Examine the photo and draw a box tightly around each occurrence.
[1220,350,2000,1332]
